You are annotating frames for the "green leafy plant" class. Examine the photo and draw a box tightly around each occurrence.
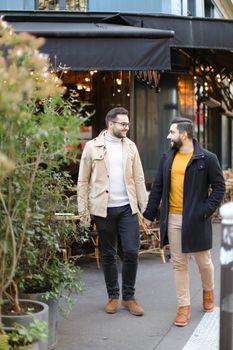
[0,17,88,327]
[6,319,48,350]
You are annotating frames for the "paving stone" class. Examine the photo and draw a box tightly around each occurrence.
[182,307,219,350]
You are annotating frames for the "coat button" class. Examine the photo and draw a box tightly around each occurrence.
[106,190,109,193]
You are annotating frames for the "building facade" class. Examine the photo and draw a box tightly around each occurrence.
[1,0,233,18]
[1,0,233,181]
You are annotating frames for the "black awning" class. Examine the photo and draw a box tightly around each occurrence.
[5,11,233,72]
[106,13,233,51]
[11,21,174,39]
[103,14,233,73]
[41,36,172,71]
[10,21,174,71]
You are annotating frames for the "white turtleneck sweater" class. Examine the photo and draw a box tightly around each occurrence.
[105,132,129,208]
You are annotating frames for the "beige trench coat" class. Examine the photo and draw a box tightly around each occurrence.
[77,130,148,218]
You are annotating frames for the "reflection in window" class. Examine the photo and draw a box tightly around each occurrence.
[187,0,196,16]
[204,0,214,18]
[36,0,88,11]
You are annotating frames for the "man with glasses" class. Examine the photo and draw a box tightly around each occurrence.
[78,107,148,316]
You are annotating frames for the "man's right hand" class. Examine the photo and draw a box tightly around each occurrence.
[143,217,153,227]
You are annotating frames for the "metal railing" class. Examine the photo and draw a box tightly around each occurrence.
[36,0,88,11]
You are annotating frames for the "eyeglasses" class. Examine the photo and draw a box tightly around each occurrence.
[112,121,130,128]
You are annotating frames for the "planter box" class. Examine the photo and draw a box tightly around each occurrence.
[20,293,58,350]
[2,299,49,350]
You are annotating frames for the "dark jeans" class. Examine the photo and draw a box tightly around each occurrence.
[94,204,140,300]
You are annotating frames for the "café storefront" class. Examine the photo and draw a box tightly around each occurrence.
[4,11,233,181]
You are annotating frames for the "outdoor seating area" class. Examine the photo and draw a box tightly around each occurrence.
[52,193,166,268]
[45,162,233,270]
[50,194,100,268]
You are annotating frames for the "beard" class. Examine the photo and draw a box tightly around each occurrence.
[112,129,127,139]
[170,138,183,150]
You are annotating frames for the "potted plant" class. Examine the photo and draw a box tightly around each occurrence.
[2,96,86,348]
[16,170,85,349]
[4,318,48,350]
[2,299,49,350]
[0,17,87,349]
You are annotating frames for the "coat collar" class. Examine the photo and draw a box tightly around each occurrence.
[168,139,205,159]
[192,139,205,159]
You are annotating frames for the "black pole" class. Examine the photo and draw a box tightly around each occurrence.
[196,84,200,142]
[219,202,233,350]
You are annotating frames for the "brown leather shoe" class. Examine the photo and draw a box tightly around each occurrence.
[121,300,144,316]
[203,290,214,312]
[174,306,191,327]
[105,299,119,314]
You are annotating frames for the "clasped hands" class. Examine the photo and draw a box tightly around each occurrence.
[143,217,153,227]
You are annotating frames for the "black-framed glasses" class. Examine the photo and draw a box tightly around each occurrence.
[112,121,130,128]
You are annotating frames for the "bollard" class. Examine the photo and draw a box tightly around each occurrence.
[219,202,233,350]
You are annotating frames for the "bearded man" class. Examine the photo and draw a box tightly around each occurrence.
[143,117,225,327]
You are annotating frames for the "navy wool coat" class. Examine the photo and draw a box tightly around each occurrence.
[143,140,225,253]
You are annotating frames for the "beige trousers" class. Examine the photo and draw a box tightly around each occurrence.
[168,213,214,307]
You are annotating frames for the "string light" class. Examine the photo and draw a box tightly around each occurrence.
[116,78,122,85]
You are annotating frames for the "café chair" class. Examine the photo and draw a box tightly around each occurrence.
[65,195,100,268]
[138,211,166,263]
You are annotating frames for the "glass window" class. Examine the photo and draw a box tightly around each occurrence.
[204,0,214,18]
[187,0,196,16]
[36,0,88,11]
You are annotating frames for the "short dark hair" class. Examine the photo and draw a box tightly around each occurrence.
[170,117,194,139]
[105,107,129,127]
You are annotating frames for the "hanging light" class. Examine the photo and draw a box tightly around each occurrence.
[203,81,209,92]
[216,74,221,83]
[116,78,122,85]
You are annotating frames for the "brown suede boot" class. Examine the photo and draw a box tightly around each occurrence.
[174,306,191,327]
[203,290,214,312]
[104,299,119,314]
[121,300,144,316]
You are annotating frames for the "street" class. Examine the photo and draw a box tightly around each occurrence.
[56,223,221,350]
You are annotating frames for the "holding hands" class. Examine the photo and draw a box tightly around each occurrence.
[143,217,153,227]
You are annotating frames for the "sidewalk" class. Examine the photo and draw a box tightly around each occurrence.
[56,223,221,350]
